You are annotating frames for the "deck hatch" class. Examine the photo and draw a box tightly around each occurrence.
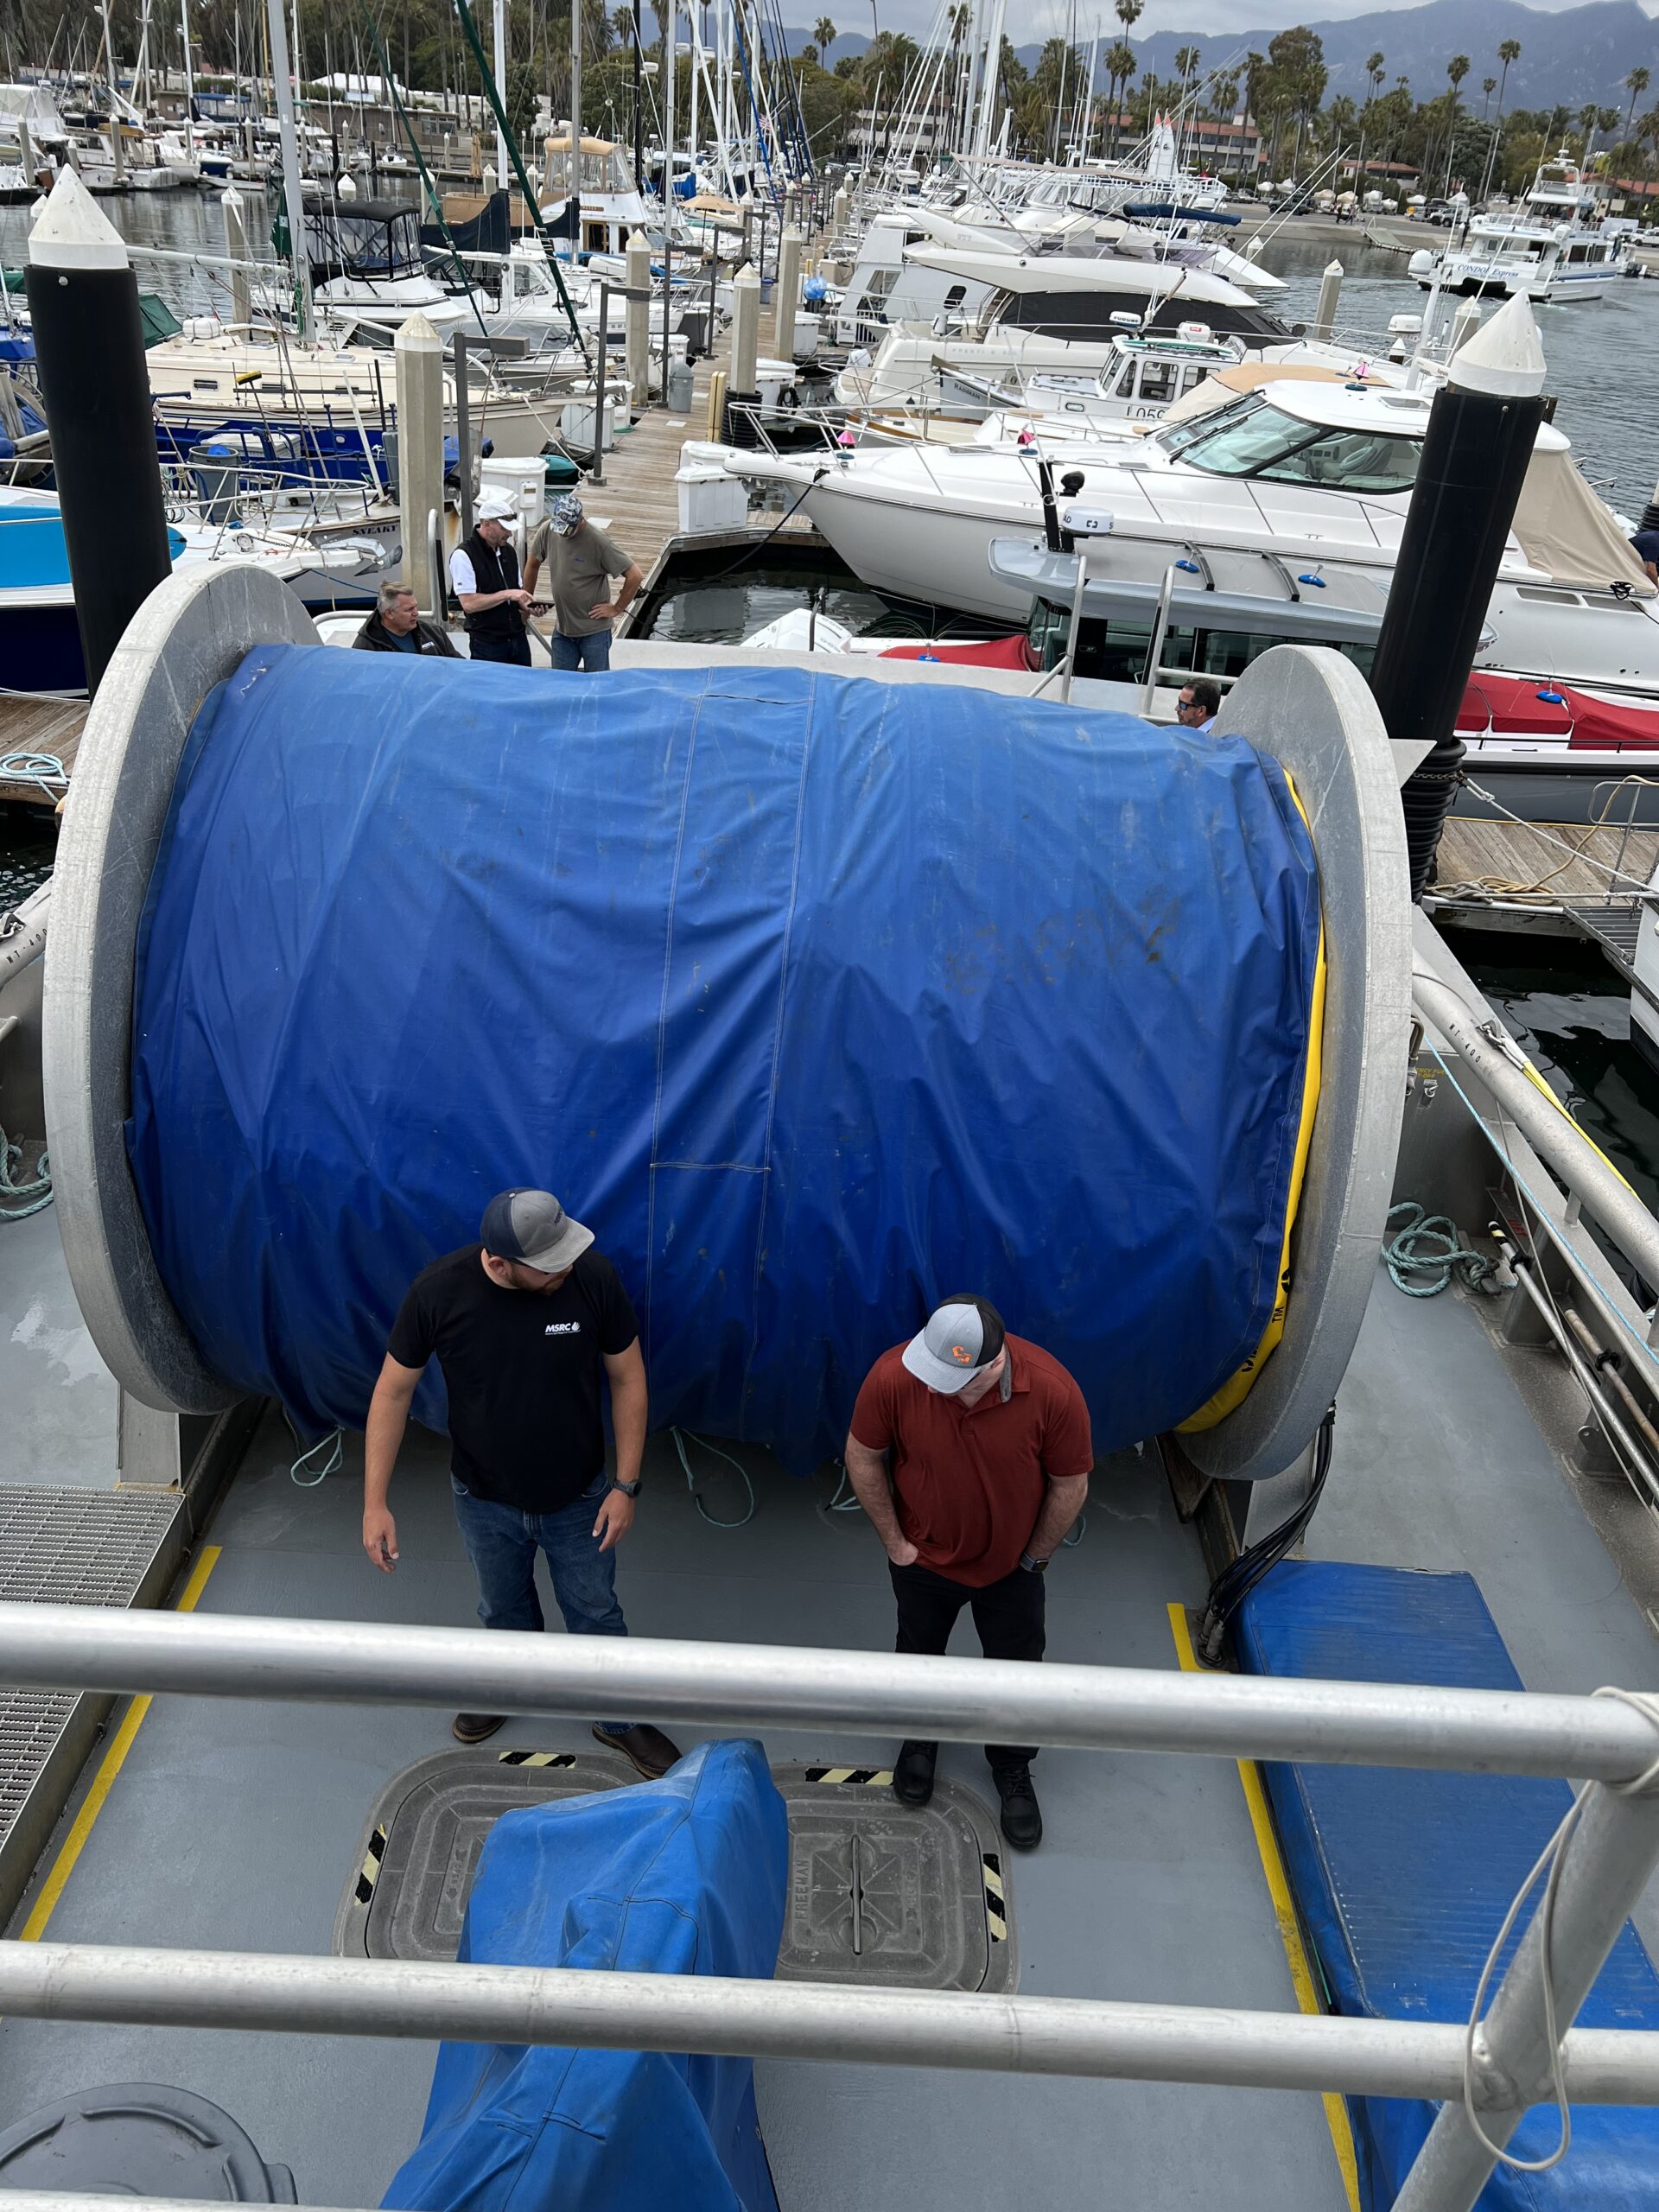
[0,1486,185,1857]
[334,1751,1015,1992]
[333,1747,635,1961]
[771,1764,1016,1994]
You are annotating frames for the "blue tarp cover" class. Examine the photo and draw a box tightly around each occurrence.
[1237,1560,1659,2212]
[381,1738,787,2211]
[127,651,1320,1468]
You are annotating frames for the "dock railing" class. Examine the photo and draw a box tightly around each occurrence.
[0,1605,1658,2212]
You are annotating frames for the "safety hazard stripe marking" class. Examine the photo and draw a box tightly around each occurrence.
[982,1853,1007,1942]
[497,1751,579,1768]
[354,1823,387,1905]
[804,1766,894,1786]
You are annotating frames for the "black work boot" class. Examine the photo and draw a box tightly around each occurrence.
[994,1762,1042,1850]
[893,1739,938,1807]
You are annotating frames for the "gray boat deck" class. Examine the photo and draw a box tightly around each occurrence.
[2,1247,1658,2207]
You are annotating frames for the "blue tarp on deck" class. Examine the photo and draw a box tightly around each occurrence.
[381,1738,788,2212]
[1237,1560,1659,2211]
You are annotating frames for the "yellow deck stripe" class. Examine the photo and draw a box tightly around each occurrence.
[1166,1600,1361,2212]
[20,1544,223,1943]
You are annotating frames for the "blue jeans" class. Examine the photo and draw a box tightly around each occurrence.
[546,628,612,671]
[451,1473,632,1732]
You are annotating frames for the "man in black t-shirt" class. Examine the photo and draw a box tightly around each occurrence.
[363,1187,682,1776]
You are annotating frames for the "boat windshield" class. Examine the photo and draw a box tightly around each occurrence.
[1159,395,1421,493]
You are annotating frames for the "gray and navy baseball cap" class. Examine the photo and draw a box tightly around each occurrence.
[902,1294,1007,1395]
[480,1188,594,1273]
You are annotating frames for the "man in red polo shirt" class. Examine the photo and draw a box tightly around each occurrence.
[843,1295,1093,1851]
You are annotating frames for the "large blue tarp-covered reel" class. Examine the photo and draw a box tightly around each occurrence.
[123,649,1324,1471]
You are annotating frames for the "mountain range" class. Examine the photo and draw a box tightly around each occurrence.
[760,0,1659,112]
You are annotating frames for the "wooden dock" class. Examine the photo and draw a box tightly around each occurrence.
[1435,817,1659,906]
[1433,816,1659,992]
[0,695,84,810]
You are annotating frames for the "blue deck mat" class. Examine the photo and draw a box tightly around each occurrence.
[1236,1560,1659,2211]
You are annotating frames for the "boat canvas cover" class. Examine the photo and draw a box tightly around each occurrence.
[381,1739,787,2212]
[1510,442,1655,596]
[125,652,1321,1467]
[1237,1561,1659,2212]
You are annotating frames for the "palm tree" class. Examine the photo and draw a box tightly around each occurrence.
[1440,53,1470,190]
[1104,32,1136,152]
[1365,49,1385,100]
[815,15,836,65]
[1356,54,1384,194]
[1495,36,1520,120]
[1173,41,1198,98]
[1624,65,1649,152]
[1481,75,1496,119]
[1578,99,1599,154]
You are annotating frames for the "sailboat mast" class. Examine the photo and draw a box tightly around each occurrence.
[178,0,196,161]
[493,0,507,181]
[569,0,582,206]
[264,0,312,338]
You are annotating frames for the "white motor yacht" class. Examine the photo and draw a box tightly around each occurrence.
[836,245,1295,412]
[1414,150,1632,302]
[734,378,1659,697]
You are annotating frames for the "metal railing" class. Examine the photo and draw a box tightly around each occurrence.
[0,1603,1656,2212]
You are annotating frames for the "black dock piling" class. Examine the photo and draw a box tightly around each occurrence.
[1366,296,1548,899]
[24,169,174,698]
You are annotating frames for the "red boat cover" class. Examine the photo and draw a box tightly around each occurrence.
[879,635,1035,670]
[1459,674,1659,752]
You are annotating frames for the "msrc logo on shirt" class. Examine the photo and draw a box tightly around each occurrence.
[544,1321,582,1336]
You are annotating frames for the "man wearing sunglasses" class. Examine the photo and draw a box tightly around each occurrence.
[1174,678,1221,733]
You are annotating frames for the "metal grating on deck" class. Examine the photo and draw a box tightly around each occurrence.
[0,1487,183,1607]
[0,1485,187,1854]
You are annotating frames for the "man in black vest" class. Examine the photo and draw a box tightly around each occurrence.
[450,496,533,667]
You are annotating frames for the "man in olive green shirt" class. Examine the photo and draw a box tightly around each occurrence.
[524,493,644,671]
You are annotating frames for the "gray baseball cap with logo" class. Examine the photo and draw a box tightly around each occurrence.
[480,1189,594,1273]
[901,1295,1007,1394]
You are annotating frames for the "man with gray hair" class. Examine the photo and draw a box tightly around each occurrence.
[353,579,461,658]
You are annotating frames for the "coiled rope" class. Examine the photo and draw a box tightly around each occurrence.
[0,1127,50,1219]
[1383,1201,1497,1297]
[0,751,68,800]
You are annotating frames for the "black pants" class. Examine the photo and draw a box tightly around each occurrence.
[470,631,532,667]
[890,1559,1046,1772]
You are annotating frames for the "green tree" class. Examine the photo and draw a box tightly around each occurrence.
[1103,38,1135,152]
[1624,66,1649,150]
[503,56,538,149]
[1480,75,1496,119]
[1495,36,1520,121]
[814,15,836,63]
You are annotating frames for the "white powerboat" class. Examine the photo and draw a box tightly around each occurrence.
[836,245,1295,413]
[1414,150,1632,302]
[733,378,1659,698]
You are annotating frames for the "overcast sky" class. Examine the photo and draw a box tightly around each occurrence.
[867,0,1655,39]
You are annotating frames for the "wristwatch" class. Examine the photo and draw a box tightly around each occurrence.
[611,1478,643,1499]
[1019,1552,1049,1574]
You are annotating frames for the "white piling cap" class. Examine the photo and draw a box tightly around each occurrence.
[28,166,128,272]
[1448,290,1546,398]
[393,310,444,350]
